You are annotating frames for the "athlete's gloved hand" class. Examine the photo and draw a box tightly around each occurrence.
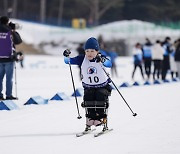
[63,49,71,57]
[81,102,85,108]
[95,53,106,63]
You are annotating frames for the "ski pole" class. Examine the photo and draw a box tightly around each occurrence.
[68,58,82,119]
[100,63,137,117]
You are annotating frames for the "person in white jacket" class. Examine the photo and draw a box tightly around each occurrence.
[151,40,164,80]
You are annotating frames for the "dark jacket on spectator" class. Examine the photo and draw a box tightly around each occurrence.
[175,44,180,61]
[0,23,22,63]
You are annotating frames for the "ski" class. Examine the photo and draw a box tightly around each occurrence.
[76,129,96,137]
[94,128,113,137]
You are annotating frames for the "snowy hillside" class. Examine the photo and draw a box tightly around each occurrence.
[11,19,180,55]
[0,55,180,154]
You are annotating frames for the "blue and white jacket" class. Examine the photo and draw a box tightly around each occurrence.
[142,44,152,58]
[64,55,112,88]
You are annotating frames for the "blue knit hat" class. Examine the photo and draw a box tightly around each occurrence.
[84,37,100,51]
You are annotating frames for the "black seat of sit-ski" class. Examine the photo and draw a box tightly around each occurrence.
[82,101,109,108]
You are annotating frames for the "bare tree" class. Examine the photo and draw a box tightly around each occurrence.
[3,0,8,15]
[79,0,123,25]
[12,0,18,18]
[58,0,64,25]
[40,0,46,23]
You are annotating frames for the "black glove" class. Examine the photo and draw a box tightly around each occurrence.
[63,49,71,57]
[81,102,85,108]
[95,53,106,63]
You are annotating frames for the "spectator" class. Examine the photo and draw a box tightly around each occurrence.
[132,43,144,80]
[151,40,164,80]
[142,38,152,80]
[161,37,172,80]
[99,44,118,78]
[170,41,178,79]
[0,16,22,100]
[76,43,85,79]
[175,39,180,79]
[98,35,105,49]
[108,49,118,78]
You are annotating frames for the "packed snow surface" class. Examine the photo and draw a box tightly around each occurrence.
[0,55,179,154]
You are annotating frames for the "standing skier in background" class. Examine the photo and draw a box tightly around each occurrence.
[169,40,178,80]
[142,38,152,80]
[76,43,85,80]
[63,37,112,131]
[151,40,164,81]
[162,37,172,80]
[132,43,144,80]
[175,39,180,79]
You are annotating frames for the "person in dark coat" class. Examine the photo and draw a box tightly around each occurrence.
[161,37,172,80]
[76,43,85,79]
[142,38,152,80]
[175,39,180,79]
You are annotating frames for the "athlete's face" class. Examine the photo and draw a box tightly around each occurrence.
[85,49,98,60]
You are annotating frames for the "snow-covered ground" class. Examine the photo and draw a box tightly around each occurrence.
[0,55,179,154]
